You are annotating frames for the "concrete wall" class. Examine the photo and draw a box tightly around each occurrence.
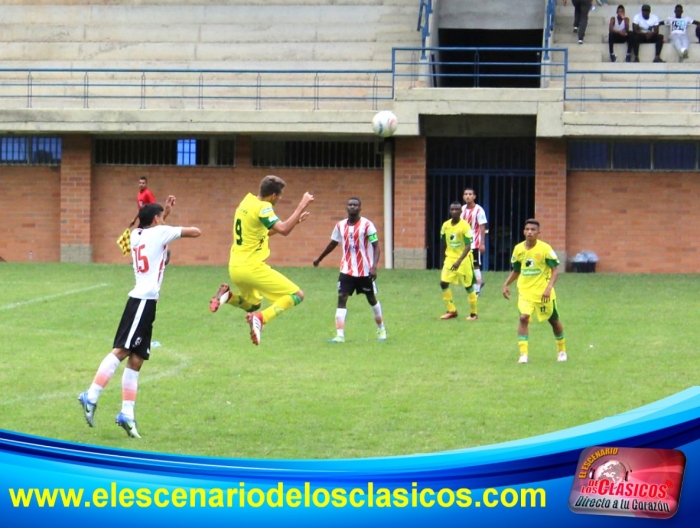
[438,0,545,30]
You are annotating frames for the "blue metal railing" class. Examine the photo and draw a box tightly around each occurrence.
[392,47,568,88]
[543,0,557,61]
[417,0,433,60]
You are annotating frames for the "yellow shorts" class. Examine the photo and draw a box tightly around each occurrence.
[229,263,300,305]
[440,257,475,287]
[518,297,557,322]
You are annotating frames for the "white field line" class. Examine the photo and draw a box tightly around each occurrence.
[0,350,191,407]
[0,283,110,311]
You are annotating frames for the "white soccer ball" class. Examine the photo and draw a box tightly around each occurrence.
[372,110,398,138]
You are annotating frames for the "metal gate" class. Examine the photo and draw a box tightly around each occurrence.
[426,138,535,271]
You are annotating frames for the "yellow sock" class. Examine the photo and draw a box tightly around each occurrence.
[555,334,566,353]
[468,290,478,315]
[228,292,257,312]
[518,337,529,356]
[442,289,456,313]
[261,295,296,324]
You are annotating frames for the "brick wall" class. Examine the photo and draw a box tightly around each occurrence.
[568,171,700,273]
[393,136,427,268]
[535,138,567,258]
[0,166,61,262]
[90,136,385,267]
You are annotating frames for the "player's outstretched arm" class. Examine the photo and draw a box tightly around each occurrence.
[313,240,339,267]
[181,227,201,238]
[271,192,314,236]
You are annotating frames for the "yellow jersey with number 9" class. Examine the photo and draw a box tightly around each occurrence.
[229,193,280,266]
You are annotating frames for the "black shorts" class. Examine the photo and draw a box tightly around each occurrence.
[337,273,378,296]
[472,248,482,268]
[113,297,157,360]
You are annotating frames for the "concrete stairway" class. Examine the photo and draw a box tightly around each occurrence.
[552,1,700,111]
[0,0,422,110]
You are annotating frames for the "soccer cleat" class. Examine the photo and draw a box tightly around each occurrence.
[440,311,458,320]
[328,336,345,344]
[518,354,529,364]
[377,329,387,342]
[246,312,263,345]
[466,314,479,321]
[115,413,141,438]
[78,391,97,427]
[209,283,230,313]
[557,351,568,362]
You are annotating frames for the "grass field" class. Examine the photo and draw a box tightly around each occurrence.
[0,263,698,460]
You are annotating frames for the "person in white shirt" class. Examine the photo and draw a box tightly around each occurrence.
[663,4,699,62]
[313,197,387,343]
[78,197,201,438]
[608,5,633,62]
[632,4,665,62]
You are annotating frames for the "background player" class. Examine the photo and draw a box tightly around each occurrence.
[439,202,478,321]
[502,219,567,364]
[460,187,488,296]
[210,175,313,345]
[313,197,387,343]
[79,197,201,438]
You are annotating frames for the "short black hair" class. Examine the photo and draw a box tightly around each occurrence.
[450,201,462,208]
[524,218,540,229]
[138,203,164,228]
[348,197,362,206]
[139,176,148,182]
[642,4,651,11]
[259,175,286,197]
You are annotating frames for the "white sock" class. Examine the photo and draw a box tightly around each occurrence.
[335,308,347,337]
[121,368,139,419]
[372,302,385,329]
[87,352,121,403]
[474,269,483,294]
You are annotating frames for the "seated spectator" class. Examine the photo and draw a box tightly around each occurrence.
[609,5,633,62]
[664,4,699,62]
[632,4,665,62]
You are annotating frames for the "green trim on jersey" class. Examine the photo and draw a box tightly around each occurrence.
[368,232,378,243]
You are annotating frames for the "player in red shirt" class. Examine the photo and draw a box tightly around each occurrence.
[137,177,156,210]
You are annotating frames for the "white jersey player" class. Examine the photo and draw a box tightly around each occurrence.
[313,197,386,343]
[460,187,488,295]
[78,197,200,438]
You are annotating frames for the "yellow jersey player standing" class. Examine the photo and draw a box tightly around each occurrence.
[439,202,478,321]
[210,175,314,345]
[502,219,567,364]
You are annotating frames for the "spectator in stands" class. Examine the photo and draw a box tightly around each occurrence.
[564,0,592,45]
[663,5,699,62]
[632,4,665,62]
[609,5,633,62]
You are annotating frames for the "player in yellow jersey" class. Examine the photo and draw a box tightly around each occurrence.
[209,175,314,345]
[439,202,478,321]
[502,219,567,364]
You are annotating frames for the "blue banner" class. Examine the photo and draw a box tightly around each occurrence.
[3,387,700,526]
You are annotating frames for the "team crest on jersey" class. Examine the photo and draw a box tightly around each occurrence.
[134,337,142,346]
[525,258,534,267]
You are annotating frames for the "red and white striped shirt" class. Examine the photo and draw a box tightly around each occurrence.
[460,204,488,249]
[331,217,378,277]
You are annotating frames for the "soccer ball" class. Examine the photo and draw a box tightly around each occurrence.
[372,110,398,138]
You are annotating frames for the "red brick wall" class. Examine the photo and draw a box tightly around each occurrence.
[91,136,385,267]
[535,138,567,251]
[568,171,700,273]
[394,136,427,253]
[0,166,61,262]
[60,135,92,248]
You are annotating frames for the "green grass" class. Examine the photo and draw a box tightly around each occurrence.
[0,263,698,460]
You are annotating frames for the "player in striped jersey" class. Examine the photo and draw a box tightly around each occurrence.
[502,219,567,364]
[313,197,387,343]
[460,187,488,296]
